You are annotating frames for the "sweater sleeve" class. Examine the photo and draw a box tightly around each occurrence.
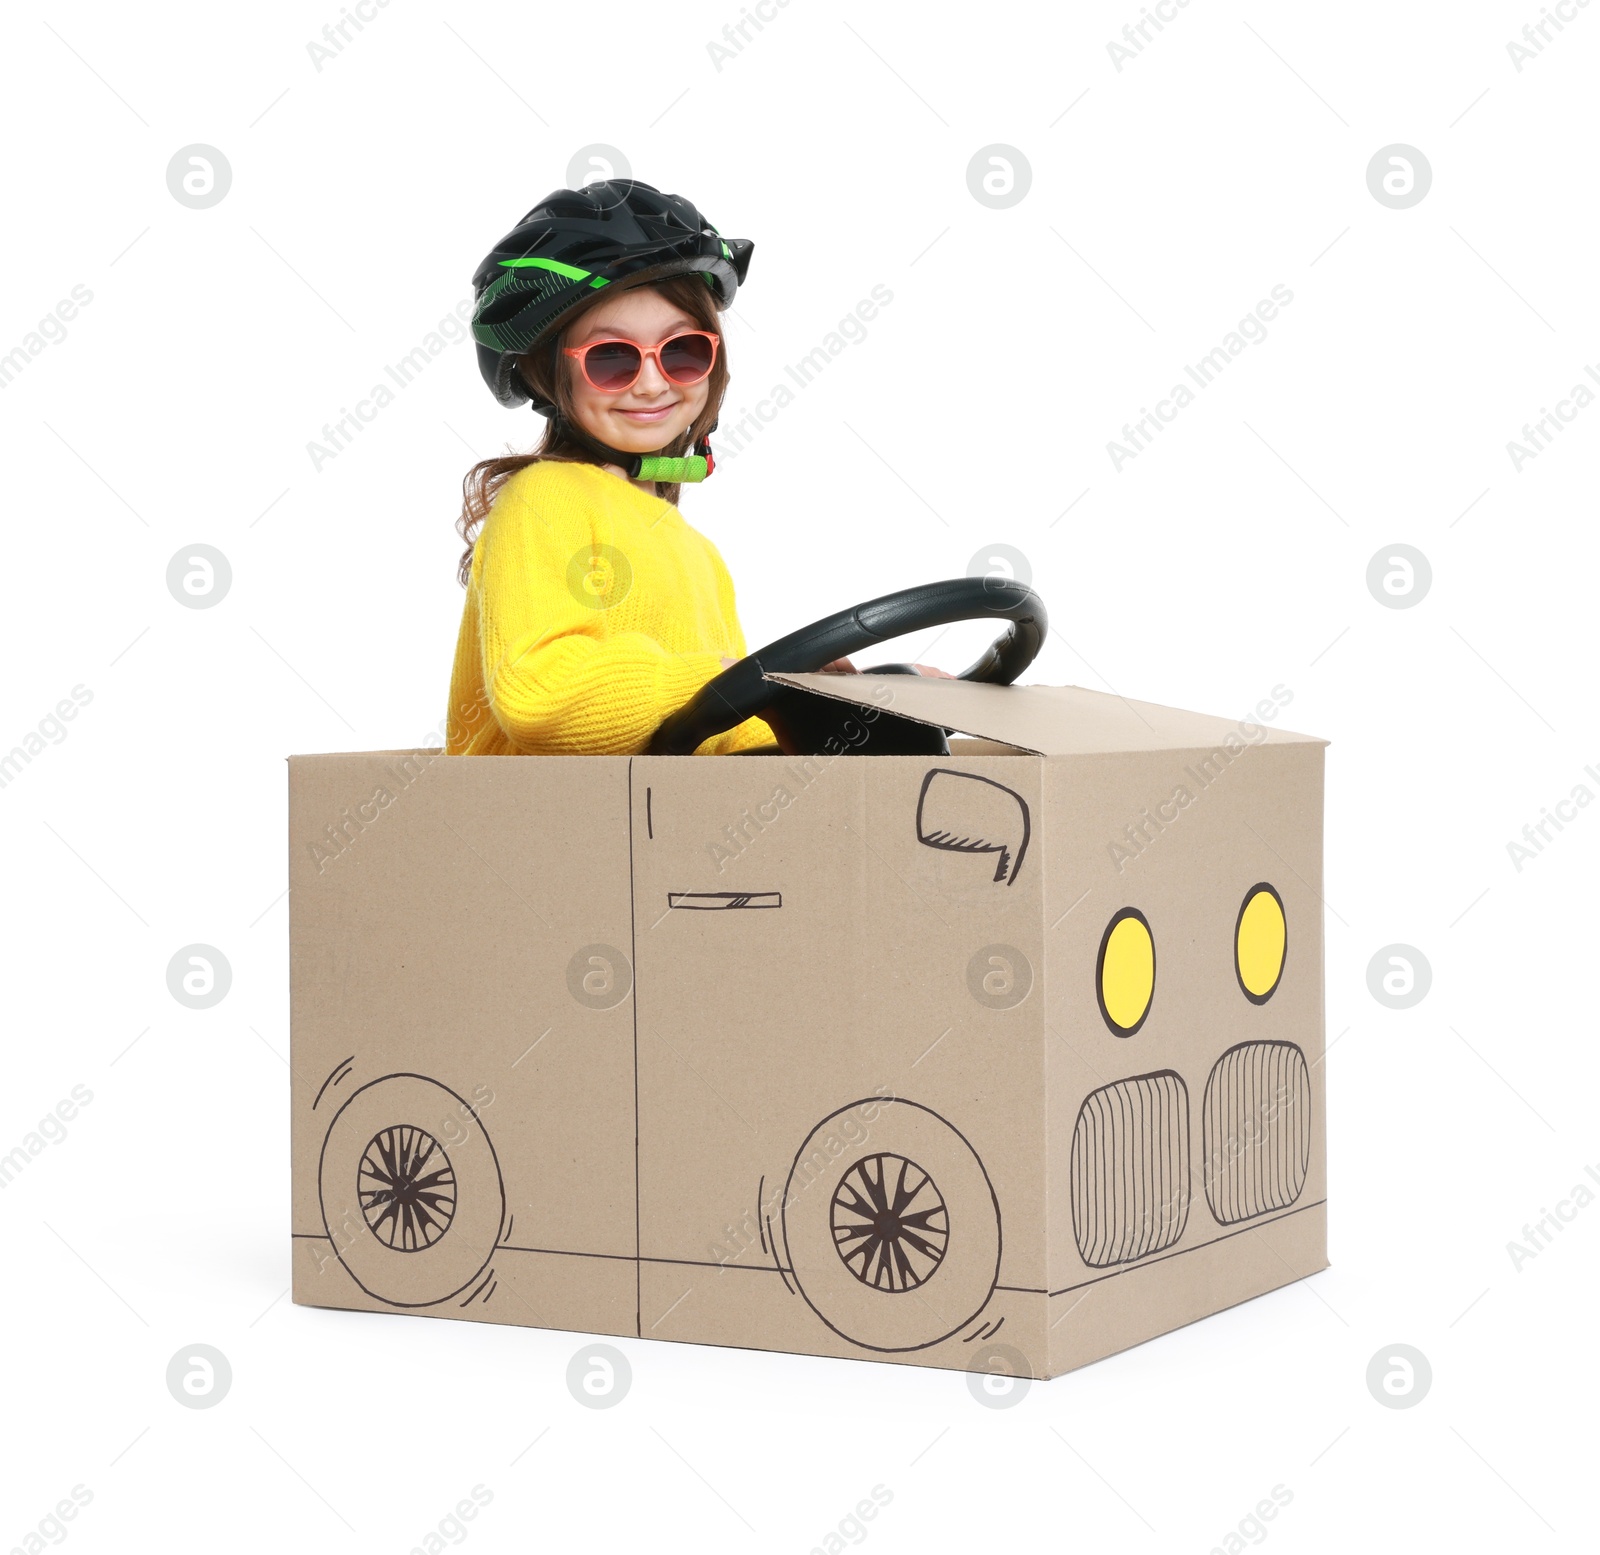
[475,474,731,755]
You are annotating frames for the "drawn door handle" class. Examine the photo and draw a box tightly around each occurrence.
[667,891,783,910]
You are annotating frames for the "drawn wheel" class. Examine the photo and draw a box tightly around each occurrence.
[831,1154,948,1292]
[318,1074,504,1308]
[783,1099,999,1352]
[359,1126,456,1250]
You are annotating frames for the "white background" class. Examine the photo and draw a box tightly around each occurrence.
[2,1,1596,1550]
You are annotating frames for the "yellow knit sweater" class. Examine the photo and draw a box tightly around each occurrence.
[445,460,777,756]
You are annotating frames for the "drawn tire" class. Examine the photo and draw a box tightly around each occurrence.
[781,1099,1000,1352]
[318,1074,504,1307]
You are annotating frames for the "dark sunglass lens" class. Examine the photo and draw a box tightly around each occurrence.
[659,333,714,383]
[585,341,641,391]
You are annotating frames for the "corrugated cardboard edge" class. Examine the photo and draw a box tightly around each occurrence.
[765,673,1330,757]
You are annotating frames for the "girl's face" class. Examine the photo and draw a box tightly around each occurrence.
[561,286,714,456]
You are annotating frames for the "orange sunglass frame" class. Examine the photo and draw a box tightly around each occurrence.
[561,329,721,394]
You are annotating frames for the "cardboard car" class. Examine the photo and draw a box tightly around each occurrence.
[288,580,1328,1377]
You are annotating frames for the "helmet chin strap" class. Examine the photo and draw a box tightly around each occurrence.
[550,406,717,483]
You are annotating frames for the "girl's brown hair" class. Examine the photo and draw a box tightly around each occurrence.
[454,272,729,587]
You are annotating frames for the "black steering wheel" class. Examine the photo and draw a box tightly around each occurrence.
[646,576,1047,757]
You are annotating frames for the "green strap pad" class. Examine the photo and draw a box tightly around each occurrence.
[636,454,709,483]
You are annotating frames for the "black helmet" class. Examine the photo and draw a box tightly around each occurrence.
[470,179,753,412]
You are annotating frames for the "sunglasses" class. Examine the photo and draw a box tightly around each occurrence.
[562,329,720,394]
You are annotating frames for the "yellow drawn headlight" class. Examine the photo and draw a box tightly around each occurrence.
[1097,908,1155,1037]
[1234,883,1286,1003]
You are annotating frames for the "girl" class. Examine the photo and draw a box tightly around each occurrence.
[446,178,944,758]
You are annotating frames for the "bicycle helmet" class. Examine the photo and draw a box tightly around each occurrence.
[470,179,752,483]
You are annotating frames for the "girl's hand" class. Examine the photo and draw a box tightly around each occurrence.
[911,664,955,678]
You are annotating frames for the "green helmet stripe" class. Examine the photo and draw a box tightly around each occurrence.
[499,255,593,281]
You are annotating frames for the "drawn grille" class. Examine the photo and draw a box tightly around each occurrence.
[1070,1072,1190,1267]
[1202,1042,1311,1225]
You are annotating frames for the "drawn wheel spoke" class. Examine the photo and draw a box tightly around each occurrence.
[829,1154,948,1293]
[359,1126,457,1251]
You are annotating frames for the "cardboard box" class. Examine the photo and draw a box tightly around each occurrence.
[289,674,1328,1377]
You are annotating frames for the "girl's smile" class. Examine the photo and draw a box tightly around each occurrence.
[613,401,680,424]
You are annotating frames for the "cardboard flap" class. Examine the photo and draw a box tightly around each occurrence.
[765,674,1327,756]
